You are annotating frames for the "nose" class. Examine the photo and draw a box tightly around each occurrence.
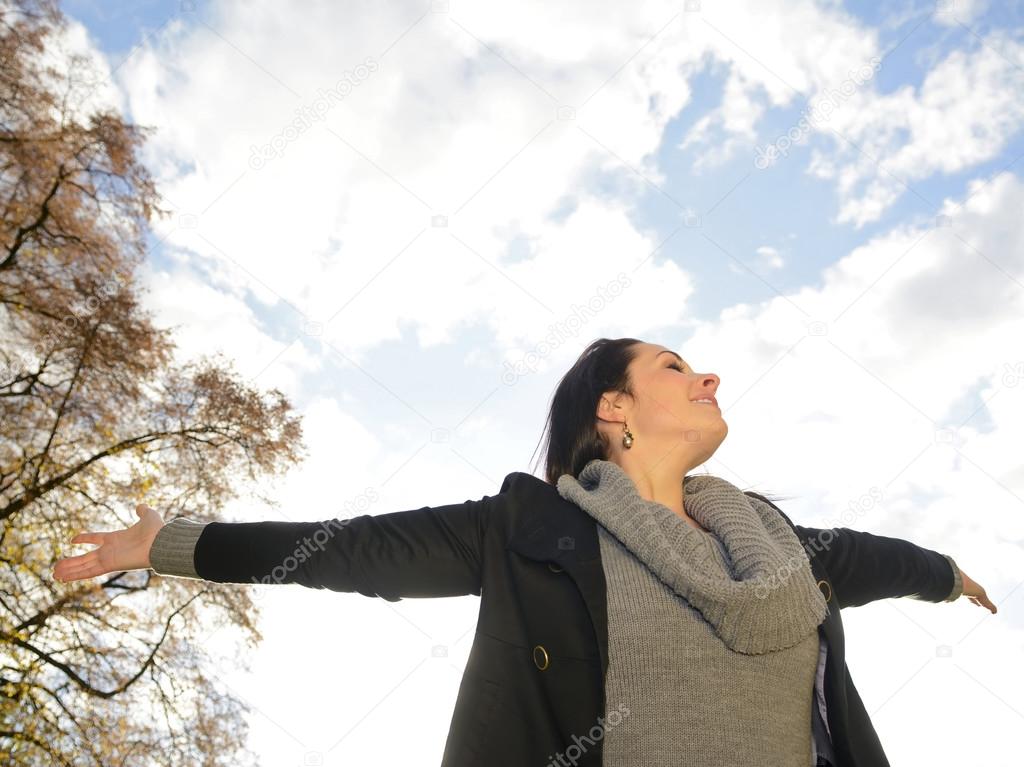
[692,373,719,399]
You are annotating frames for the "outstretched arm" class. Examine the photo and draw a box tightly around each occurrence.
[794,523,963,608]
[745,491,996,613]
[172,493,497,600]
[803,525,997,613]
[54,473,520,601]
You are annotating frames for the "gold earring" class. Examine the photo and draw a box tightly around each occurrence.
[622,421,634,449]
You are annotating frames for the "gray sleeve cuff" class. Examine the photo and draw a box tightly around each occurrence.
[149,518,209,579]
[942,553,964,602]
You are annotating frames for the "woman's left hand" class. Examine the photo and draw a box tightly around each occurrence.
[960,570,997,614]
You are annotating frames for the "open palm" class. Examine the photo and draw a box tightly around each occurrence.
[53,504,165,582]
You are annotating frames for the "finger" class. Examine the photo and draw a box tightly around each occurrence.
[55,568,94,583]
[969,594,997,614]
[54,560,100,582]
[55,549,99,567]
[70,532,104,546]
[54,552,91,570]
[53,552,98,580]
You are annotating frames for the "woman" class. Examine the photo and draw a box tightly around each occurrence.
[54,337,997,767]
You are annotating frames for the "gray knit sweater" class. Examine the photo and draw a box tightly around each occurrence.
[594,524,821,765]
[148,517,207,578]
[555,459,965,767]
[558,460,830,766]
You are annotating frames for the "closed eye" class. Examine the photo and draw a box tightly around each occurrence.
[669,362,686,373]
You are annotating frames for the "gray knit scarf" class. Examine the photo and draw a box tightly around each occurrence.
[556,458,827,655]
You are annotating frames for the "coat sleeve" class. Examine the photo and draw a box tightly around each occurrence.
[792,524,963,608]
[185,472,520,600]
[745,492,963,609]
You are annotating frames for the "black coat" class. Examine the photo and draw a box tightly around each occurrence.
[193,470,959,766]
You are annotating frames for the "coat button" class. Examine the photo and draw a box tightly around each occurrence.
[817,579,832,602]
[533,644,549,670]
[547,562,564,573]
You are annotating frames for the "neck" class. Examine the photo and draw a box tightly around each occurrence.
[609,446,700,524]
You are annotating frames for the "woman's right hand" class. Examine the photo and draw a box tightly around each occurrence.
[53,504,165,582]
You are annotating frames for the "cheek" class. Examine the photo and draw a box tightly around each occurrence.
[651,386,689,421]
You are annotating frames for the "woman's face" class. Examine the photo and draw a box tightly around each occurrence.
[619,341,727,457]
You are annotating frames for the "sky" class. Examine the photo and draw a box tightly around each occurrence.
[50,0,1024,764]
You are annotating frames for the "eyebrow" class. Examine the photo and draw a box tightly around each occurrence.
[656,350,686,366]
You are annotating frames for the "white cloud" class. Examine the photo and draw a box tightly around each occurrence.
[33,13,125,120]
[138,258,321,396]
[755,244,785,268]
[814,35,1024,227]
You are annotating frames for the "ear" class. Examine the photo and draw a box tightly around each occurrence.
[595,391,625,423]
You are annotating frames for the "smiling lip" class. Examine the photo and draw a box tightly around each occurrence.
[691,397,719,409]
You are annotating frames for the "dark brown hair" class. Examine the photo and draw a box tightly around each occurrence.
[531,337,643,485]
[529,337,792,505]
